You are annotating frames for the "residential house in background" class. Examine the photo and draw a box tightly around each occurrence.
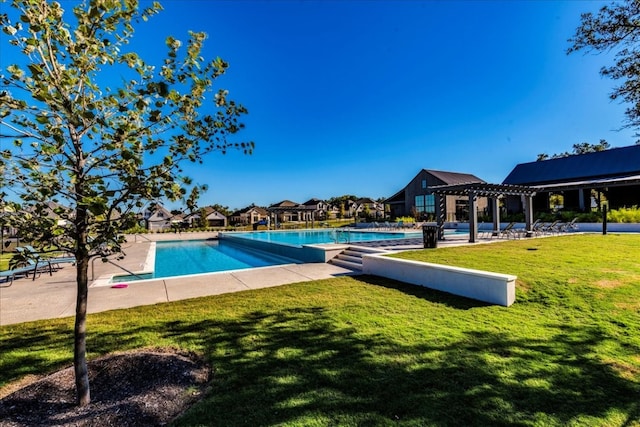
[229,205,269,226]
[185,207,228,228]
[301,198,329,222]
[268,200,303,223]
[385,169,487,222]
[351,197,384,220]
[141,203,176,232]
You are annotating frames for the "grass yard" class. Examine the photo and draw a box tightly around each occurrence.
[1,234,639,426]
[0,253,10,271]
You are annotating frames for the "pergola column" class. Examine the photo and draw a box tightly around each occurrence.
[523,194,534,236]
[436,194,446,240]
[469,192,478,243]
[492,197,500,236]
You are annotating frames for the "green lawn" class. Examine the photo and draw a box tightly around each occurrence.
[0,253,11,271]
[1,234,639,426]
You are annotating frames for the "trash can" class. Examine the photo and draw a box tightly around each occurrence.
[422,225,438,248]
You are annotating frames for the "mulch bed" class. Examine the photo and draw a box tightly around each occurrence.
[0,349,211,426]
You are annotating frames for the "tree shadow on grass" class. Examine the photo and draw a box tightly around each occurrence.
[0,322,75,386]
[3,277,638,426]
[354,274,491,310]
[160,307,639,426]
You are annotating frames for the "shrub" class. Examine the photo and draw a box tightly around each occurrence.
[608,206,640,223]
[395,216,416,224]
[123,224,148,234]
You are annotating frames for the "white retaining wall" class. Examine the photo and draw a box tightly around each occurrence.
[362,254,516,307]
[447,222,640,233]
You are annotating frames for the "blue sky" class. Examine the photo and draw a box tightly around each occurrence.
[5,0,637,211]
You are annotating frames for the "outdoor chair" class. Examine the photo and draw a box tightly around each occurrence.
[14,247,54,279]
[559,218,579,233]
[0,263,40,287]
[523,219,543,237]
[540,220,561,235]
[477,222,493,239]
[23,245,76,270]
[493,222,517,239]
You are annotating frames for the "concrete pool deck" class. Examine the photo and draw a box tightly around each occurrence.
[0,231,481,326]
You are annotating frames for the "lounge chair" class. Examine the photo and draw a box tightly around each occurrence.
[14,248,54,279]
[477,222,493,239]
[559,218,579,233]
[0,263,40,287]
[22,245,76,270]
[523,219,543,237]
[493,222,517,239]
[540,220,561,235]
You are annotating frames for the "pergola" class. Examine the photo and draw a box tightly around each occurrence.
[428,182,538,243]
[267,205,319,228]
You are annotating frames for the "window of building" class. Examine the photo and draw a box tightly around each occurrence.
[414,194,436,215]
[422,179,427,189]
[414,195,425,213]
[455,199,469,221]
[425,194,435,213]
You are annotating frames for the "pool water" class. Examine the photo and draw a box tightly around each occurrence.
[156,240,299,276]
[227,229,423,246]
[112,240,298,282]
[112,229,465,283]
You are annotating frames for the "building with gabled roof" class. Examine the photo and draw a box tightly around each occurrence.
[351,198,384,220]
[268,200,303,223]
[503,144,640,212]
[141,203,177,232]
[301,198,329,221]
[185,206,228,228]
[229,205,269,226]
[385,169,487,221]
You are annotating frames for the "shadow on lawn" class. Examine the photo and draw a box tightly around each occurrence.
[355,274,491,310]
[158,307,639,426]
[0,323,75,384]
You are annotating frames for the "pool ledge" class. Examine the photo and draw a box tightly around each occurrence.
[219,233,349,263]
[362,254,516,307]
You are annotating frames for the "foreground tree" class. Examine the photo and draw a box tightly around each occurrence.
[0,0,252,406]
[568,0,640,133]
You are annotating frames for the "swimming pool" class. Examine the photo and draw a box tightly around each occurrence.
[225,229,423,246]
[112,239,298,282]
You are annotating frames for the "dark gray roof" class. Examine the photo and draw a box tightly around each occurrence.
[503,145,640,185]
[269,200,300,208]
[302,198,323,206]
[385,169,485,203]
[424,169,485,185]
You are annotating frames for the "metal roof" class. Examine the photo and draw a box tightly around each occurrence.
[534,174,640,192]
[503,145,640,185]
[425,169,485,185]
[384,169,485,204]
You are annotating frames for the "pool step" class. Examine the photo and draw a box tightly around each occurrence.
[330,246,386,271]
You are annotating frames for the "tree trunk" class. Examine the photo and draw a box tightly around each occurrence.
[74,255,91,406]
[73,200,91,406]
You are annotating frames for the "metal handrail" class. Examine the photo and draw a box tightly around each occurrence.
[91,255,145,281]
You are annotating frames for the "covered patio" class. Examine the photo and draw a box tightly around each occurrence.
[428,182,539,243]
